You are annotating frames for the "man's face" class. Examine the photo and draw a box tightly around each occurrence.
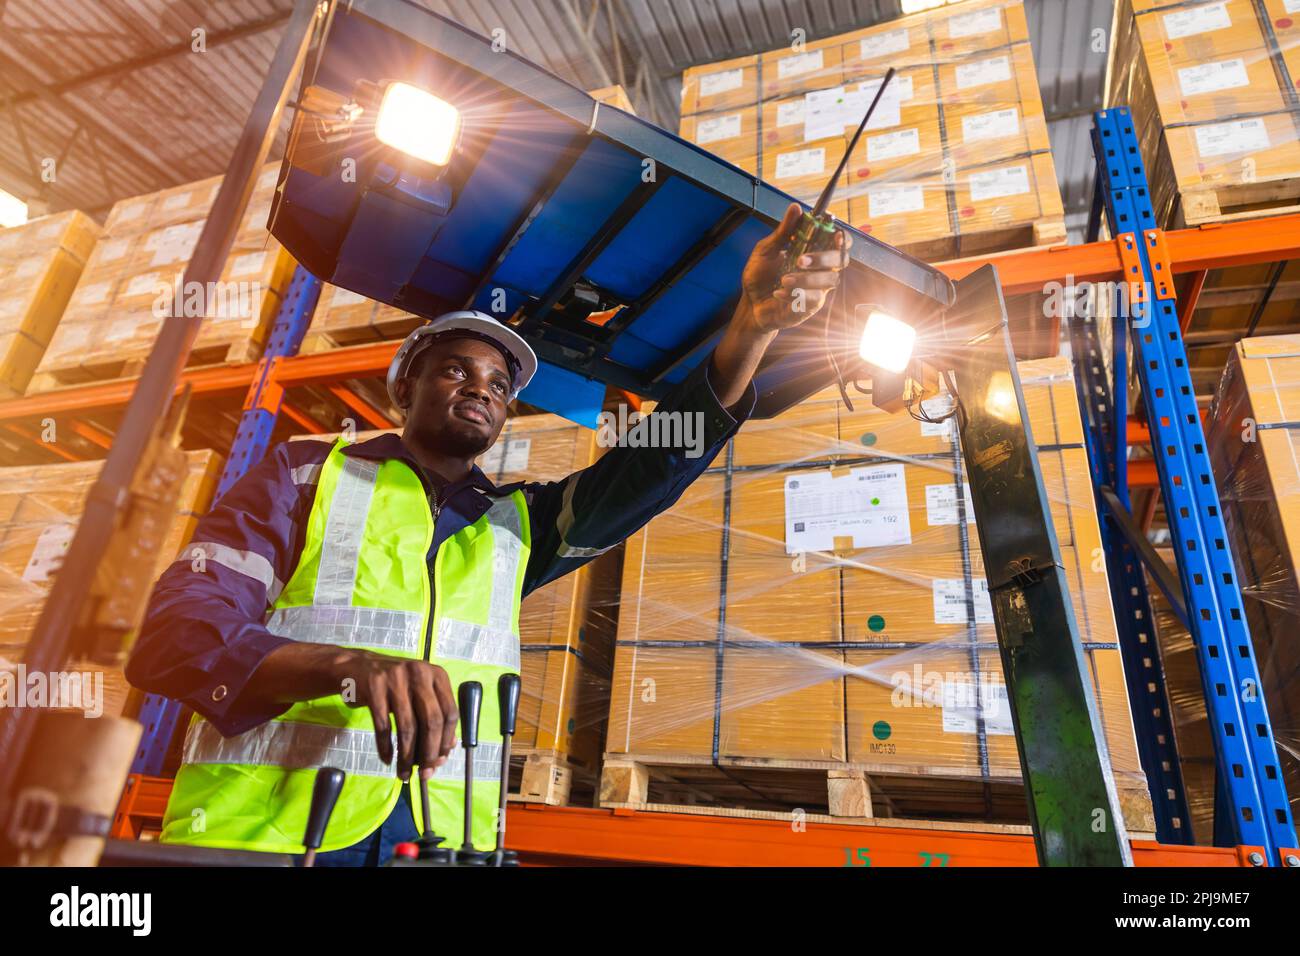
[395,336,512,459]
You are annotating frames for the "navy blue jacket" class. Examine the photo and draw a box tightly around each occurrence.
[126,361,754,737]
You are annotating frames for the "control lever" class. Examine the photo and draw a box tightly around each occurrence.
[456,681,488,865]
[494,673,521,866]
[301,766,345,867]
[415,769,452,864]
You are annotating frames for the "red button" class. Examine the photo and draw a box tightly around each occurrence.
[960,206,975,218]
[1277,17,1293,28]
[393,842,419,860]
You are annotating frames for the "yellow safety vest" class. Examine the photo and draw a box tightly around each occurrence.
[160,438,531,854]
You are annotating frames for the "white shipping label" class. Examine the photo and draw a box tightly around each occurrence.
[699,68,744,98]
[893,74,915,103]
[150,222,203,267]
[860,28,910,59]
[775,147,825,179]
[231,251,267,277]
[99,237,130,263]
[22,524,75,584]
[330,286,368,308]
[115,201,146,224]
[55,324,91,351]
[697,113,742,144]
[37,220,62,240]
[962,108,1020,143]
[968,164,1031,202]
[804,83,901,141]
[1178,58,1249,96]
[105,318,138,342]
[15,258,42,279]
[480,437,531,474]
[948,6,1002,38]
[1163,2,1231,40]
[942,679,1012,735]
[125,272,163,298]
[926,483,977,525]
[783,463,912,553]
[0,298,20,320]
[777,49,823,79]
[1195,116,1270,157]
[776,99,806,127]
[932,578,994,625]
[868,183,925,217]
[867,127,920,161]
[77,281,111,306]
[1287,0,1300,12]
[162,191,194,212]
[955,55,1012,90]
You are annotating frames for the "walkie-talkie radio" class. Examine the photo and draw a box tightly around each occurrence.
[776,67,897,285]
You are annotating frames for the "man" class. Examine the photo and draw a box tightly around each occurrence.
[127,204,850,865]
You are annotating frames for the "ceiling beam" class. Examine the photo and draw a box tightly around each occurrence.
[0,10,292,111]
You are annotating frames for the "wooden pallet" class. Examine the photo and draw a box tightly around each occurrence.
[598,755,1158,836]
[1176,190,1300,229]
[298,313,424,355]
[26,337,262,395]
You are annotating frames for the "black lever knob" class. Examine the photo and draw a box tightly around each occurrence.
[498,673,521,737]
[458,681,483,748]
[302,767,345,864]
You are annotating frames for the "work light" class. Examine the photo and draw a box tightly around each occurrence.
[858,310,916,373]
[374,82,461,166]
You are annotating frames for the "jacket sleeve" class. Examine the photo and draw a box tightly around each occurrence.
[125,440,332,737]
[520,360,756,596]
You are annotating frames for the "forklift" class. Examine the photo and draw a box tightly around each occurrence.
[0,0,1133,867]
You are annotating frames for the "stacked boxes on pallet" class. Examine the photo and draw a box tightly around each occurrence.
[35,163,295,390]
[0,211,100,396]
[1109,0,1300,227]
[678,0,1065,259]
[607,355,1153,829]
[1206,334,1300,840]
[0,450,225,719]
[292,412,620,804]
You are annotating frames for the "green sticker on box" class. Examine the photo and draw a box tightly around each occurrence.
[868,614,885,632]
[872,721,892,741]
[860,432,877,446]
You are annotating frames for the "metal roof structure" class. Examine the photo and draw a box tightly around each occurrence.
[1,0,1109,233]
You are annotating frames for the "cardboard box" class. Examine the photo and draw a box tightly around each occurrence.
[0,450,225,719]
[34,164,290,388]
[678,0,1062,260]
[1110,0,1300,226]
[610,355,1146,810]
[0,211,101,394]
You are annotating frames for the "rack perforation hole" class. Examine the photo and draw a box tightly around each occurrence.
[1231,608,1241,620]
[1187,540,1197,552]
[1208,505,1218,516]
[1222,573,1232,584]
[1202,609,1212,621]
[1180,507,1189,518]
[1209,646,1219,658]
[1216,538,1225,550]
[1194,573,1204,584]
[1238,645,1249,658]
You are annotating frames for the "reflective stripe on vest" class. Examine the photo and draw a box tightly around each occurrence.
[162,439,531,855]
[183,719,504,782]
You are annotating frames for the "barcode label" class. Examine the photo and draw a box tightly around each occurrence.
[867,127,920,161]
[955,55,1011,90]
[697,113,743,143]
[968,164,1030,202]
[1194,117,1269,157]
[868,183,925,217]
[860,28,910,59]
[699,68,743,97]
[948,7,1001,38]
[1163,2,1231,40]
[1178,58,1248,97]
[962,108,1020,143]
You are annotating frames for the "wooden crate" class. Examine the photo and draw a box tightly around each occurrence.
[677,0,1064,261]
[1109,0,1300,227]
[0,211,101,396]
[0,450,224,720]
[606,357,1154,832]
[30,164,293,393]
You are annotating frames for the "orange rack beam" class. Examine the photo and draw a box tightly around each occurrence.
[111,775,1258,866]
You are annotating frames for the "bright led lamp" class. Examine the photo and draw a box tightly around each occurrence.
[375,82,460,166]
[858,310,916,373]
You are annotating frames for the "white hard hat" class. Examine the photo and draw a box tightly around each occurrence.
[386,310,539,408]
